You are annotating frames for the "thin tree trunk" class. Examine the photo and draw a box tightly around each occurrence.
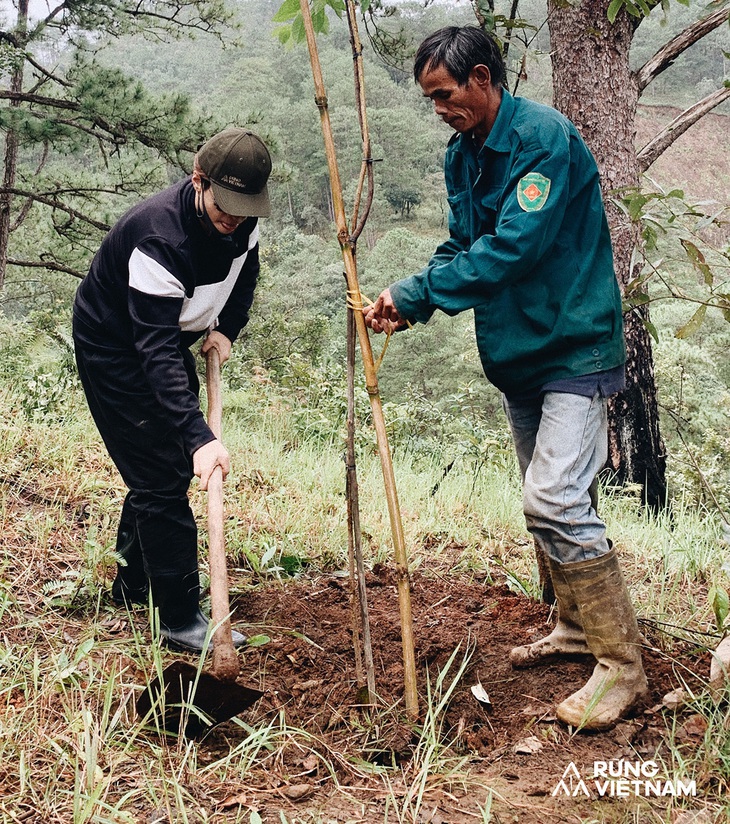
[298,0,419,719]
[345,302,377,703]
[547,0,667,509]
[0,0,29,294]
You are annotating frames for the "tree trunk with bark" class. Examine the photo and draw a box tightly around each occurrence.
[547,0,667,509]
[0,0,28,294]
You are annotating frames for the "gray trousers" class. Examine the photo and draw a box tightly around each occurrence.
[503,391,611,564]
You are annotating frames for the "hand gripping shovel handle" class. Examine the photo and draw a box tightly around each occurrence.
[205,347,240,682]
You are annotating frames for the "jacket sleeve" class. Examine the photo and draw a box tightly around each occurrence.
[391,123,573,322]
[127,238,215,455]
[215,223,260,343]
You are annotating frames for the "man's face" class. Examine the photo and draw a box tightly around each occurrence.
[419,62,497,141]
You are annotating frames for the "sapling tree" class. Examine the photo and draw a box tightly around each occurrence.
[275,0,420,718]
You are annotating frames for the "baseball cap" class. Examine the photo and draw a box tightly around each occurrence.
[197,128,272,217]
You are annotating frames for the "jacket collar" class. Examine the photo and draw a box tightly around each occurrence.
[483,88,515,153]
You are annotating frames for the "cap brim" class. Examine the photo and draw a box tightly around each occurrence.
[210,181,270,218]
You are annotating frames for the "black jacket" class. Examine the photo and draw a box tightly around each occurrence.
[73,178,260,453]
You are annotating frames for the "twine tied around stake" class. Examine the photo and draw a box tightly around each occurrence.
[346,289,411,372]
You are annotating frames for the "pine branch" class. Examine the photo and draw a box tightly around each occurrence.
[637,85,730,173]
[25,53,72,89]
[32,0,233,42]
[2,187,111,231]
[0,30,20,46]
[11,143,49,232]
[0,89,78,110]
[121,6,230,37]
[34,2,68,35]
[636,7,730,92]
[0,91,197,164]
[6,257,85,278]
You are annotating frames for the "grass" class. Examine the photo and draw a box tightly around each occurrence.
[1,363,729,823]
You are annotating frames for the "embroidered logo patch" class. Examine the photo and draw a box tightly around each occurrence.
[517,172,551,212]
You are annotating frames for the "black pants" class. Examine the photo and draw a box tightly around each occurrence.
[74,339,199,577]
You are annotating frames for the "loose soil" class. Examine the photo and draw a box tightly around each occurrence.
[3,480,723,822]
[171,561,718,824]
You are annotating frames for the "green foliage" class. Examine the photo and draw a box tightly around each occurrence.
[608,0,653,24]
[710,585,730,633]
[652,297,730,514]
[67,56,213,163]
[30,0,236,43]
[42,524,112,610]
[619,184,730,340]
[0,0,234,297]
[274,0,346,44]
[22,365,80,421]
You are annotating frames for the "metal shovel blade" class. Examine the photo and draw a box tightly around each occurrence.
[137,660,264,738]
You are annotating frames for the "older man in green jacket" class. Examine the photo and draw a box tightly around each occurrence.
[365,26,647,731]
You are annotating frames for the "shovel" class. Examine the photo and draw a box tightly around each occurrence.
[137,347,263,737]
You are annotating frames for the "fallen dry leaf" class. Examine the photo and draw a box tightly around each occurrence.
[662,687,689,710]
[678,714,708,741]
[513,735,543,755]
[282,783,313,801]
[301,754,319,774]
[219,793,248,810]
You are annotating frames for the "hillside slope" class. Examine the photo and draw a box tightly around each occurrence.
[636,105,730,204]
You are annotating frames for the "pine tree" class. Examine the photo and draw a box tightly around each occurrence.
[0,0,235,292]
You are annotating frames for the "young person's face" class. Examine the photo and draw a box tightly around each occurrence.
[201,185,246,234]
[192,170,247,234]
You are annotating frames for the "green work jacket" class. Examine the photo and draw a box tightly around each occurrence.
[390,90,625,395]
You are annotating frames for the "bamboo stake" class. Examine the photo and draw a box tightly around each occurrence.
[298,0,419,719]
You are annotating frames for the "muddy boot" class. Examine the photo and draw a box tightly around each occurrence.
[150,571,247,653]
[534,542,555,604]
[111,525,149,606]
[554,549,647,731]
[510,556,591,668]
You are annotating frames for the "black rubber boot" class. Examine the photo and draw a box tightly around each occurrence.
[111,525,149,606]
[150,571,247,653]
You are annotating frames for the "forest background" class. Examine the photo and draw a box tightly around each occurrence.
[1,0,728,515]
[1,0,730,820]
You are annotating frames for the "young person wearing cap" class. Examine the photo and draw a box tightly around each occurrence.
[73,127,272,652]
[364,27,647,731]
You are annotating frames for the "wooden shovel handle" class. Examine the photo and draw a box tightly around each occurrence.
[205,347,239,682]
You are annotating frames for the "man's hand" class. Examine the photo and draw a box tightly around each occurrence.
[193,438,230,491]
[202,330,232,364]
[363,288,406,334]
